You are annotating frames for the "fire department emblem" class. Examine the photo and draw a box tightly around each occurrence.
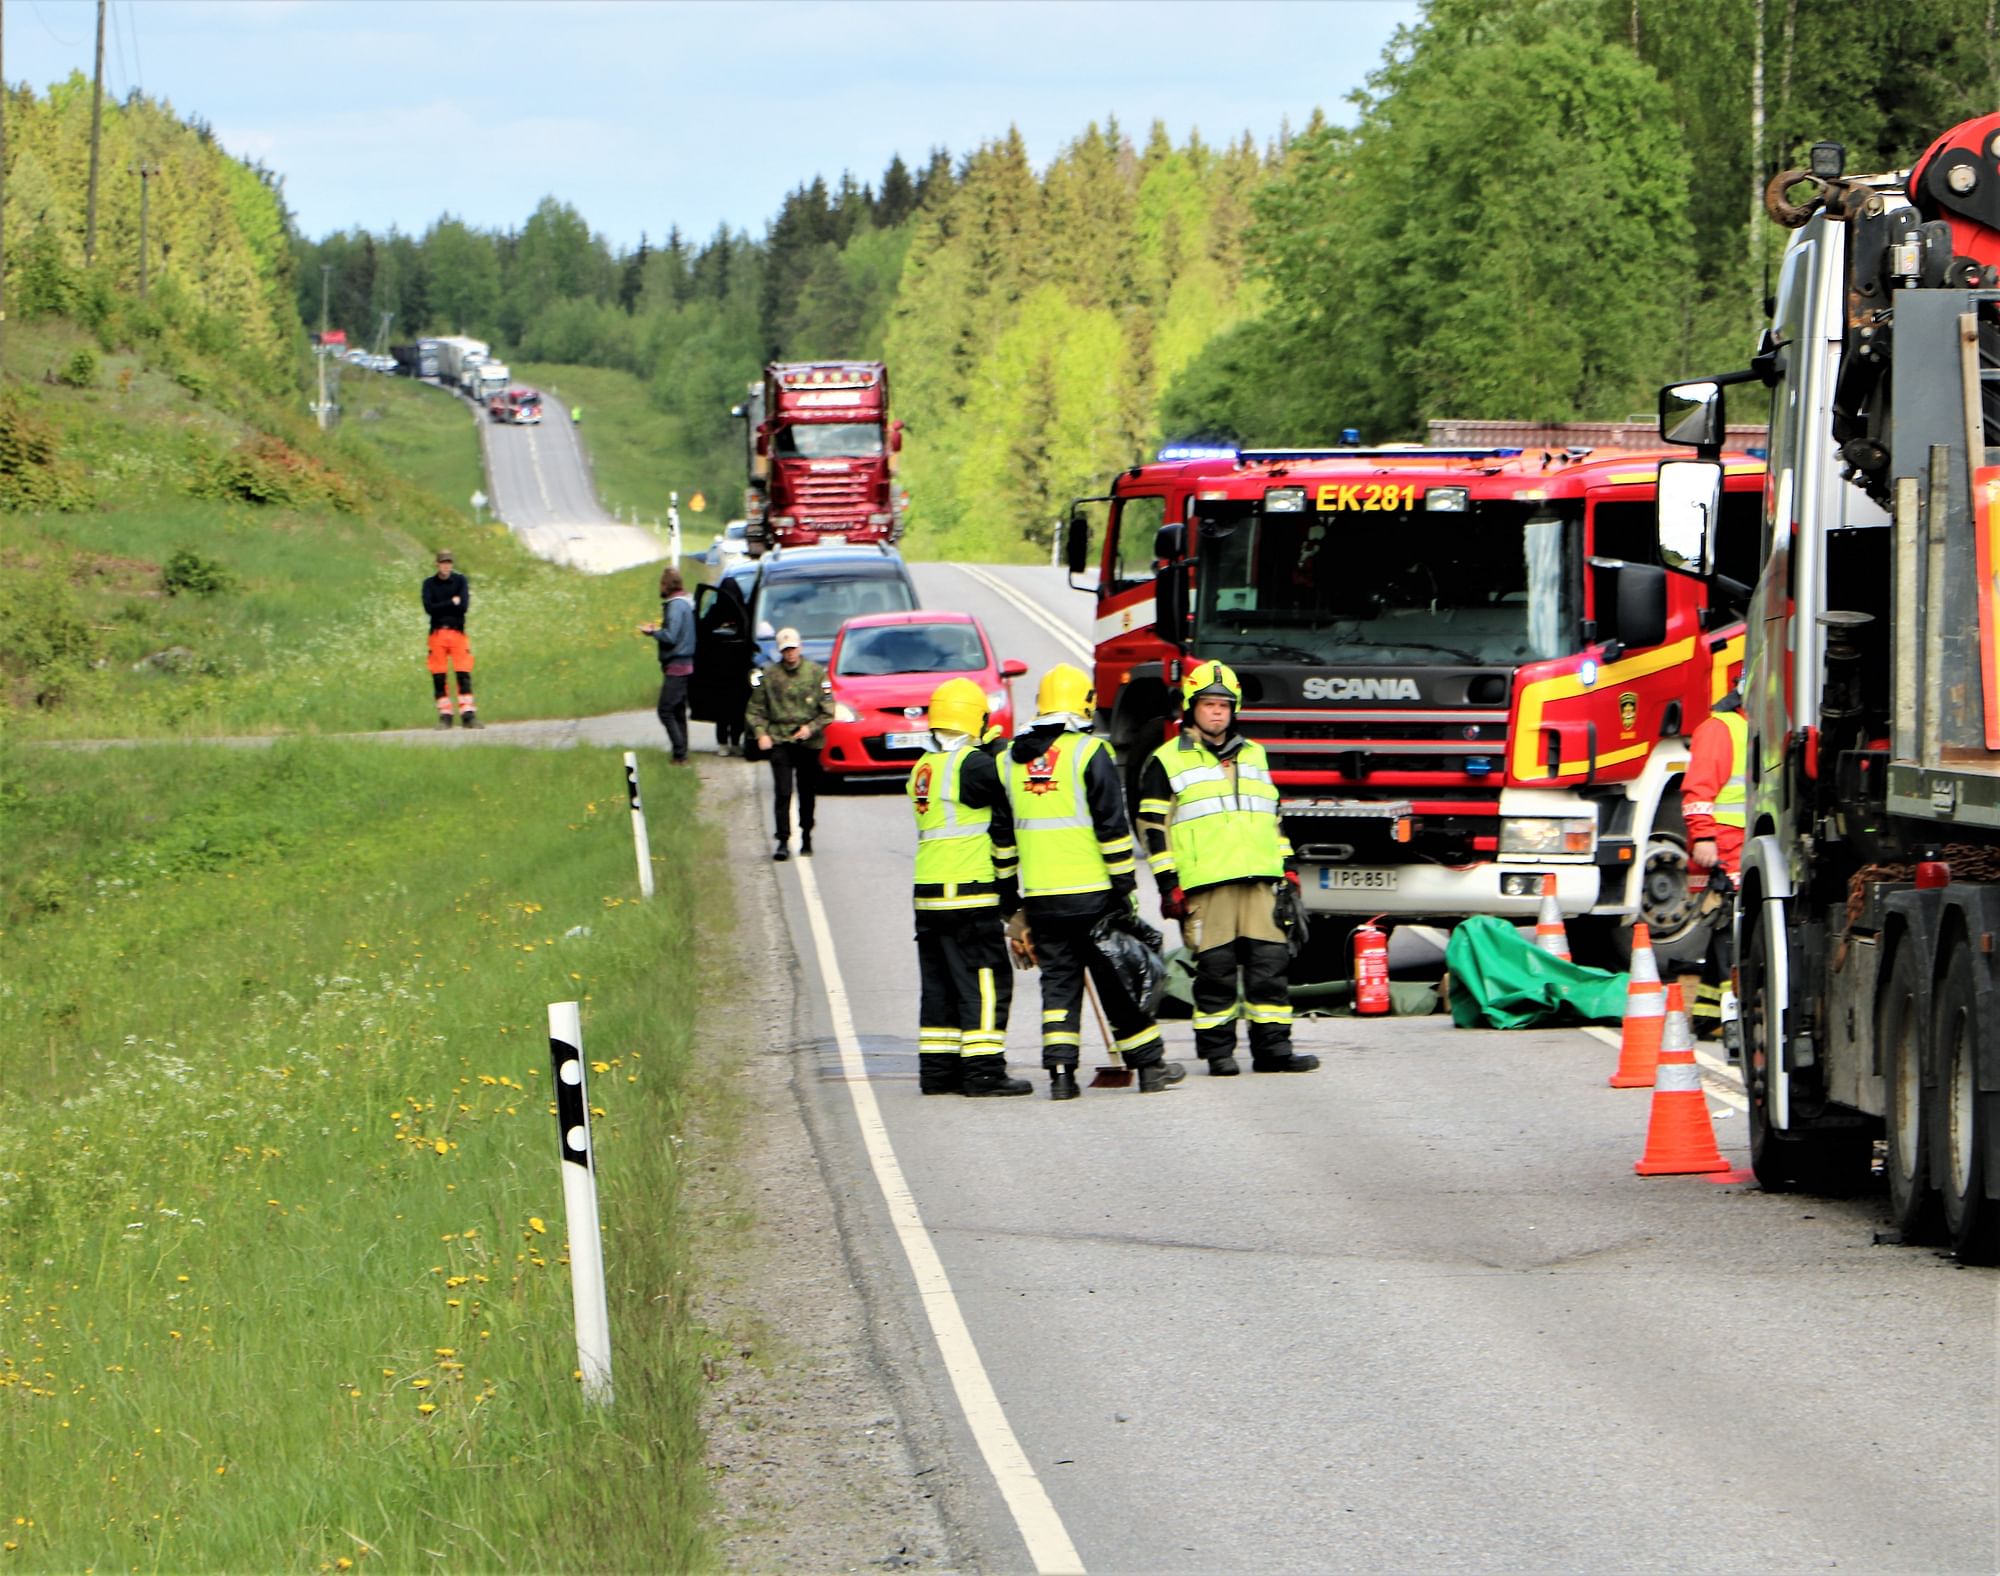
[912,763,934,815]
[1618,690,1639,737]
[1023,743,1063,795]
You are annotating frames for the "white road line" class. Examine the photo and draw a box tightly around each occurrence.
[793,858,1086,1576]
[956,564,1093,663]
[1581,1024,1748,1112]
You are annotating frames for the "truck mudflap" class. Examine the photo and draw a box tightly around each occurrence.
[1299,860,1597,917]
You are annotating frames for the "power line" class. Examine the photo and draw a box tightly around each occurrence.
[123,0,143,92]
[26,0,81,48]
[108,0,129,98]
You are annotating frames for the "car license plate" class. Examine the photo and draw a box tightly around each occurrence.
[885,731,930,751]
[1319,867,1399,891]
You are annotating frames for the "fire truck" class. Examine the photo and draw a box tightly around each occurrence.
[729,362,906,555]
[1651,113,2000,1257]
[1064,440,1764,966]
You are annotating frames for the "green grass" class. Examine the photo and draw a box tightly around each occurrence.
[2,328,676,738]
[511,364,696,526]
[332,371,486,514]
[0,736,718,1571]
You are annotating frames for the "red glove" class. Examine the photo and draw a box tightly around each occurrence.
[1161,886,1189,922]
[1285,869,1301,889]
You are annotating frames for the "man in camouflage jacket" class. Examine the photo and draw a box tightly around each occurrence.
[745,626,834,861]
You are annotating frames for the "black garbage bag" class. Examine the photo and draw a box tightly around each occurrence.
[1090,910,1169,1017]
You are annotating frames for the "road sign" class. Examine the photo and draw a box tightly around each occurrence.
[471,490,487,510]
[689,492,707,513]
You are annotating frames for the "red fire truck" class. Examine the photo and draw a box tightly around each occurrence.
[1064,441,1764,964]
[731,362,906,555]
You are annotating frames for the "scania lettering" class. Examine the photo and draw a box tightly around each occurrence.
[1066,438,1765,965]
[729,362,906,555]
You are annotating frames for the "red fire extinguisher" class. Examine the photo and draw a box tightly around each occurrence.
[1353,916,1391,1017]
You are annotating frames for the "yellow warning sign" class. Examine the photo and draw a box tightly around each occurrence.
[688,492,707,513]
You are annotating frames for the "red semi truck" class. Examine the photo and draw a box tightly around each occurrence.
[731,362,906,555]
[1063,440,1765,965]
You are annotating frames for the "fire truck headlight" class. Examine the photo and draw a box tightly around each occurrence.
[1264,487,1307,513]
[1500,816,1596,855]
[1424,487,1469,512]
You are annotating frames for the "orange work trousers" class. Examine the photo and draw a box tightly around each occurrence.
[427,629,474,675]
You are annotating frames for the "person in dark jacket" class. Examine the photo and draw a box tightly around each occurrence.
[421,549,478,728]
[745,627,834,860]
[1004,663,1182,1099]
[638,566,697,763]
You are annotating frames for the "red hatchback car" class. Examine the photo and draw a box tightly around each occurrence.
[820,611,1028,777]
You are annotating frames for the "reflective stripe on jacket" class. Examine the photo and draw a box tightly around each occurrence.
[910,744,998,911]
[1141,733,1288,890]
[1713,710,1747,828]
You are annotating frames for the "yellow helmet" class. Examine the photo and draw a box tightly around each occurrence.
[1182,659,1242,709]
[1036,663,1096,719]
[927,677,988,738]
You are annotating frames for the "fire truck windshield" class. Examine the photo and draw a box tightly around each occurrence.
[774,423,884,459]
[1191,499,1576,667]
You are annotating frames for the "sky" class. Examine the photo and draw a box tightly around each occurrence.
[7,0,1420,249]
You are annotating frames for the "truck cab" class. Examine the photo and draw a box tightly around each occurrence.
[741,363,904,554]
[1072,443,1762,963]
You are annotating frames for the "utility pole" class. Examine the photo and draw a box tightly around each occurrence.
[134,162,161,302]
[85,0,105,265]
[317,263,332,431]
[1,0,9,364]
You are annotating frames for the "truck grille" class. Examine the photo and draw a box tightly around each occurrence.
[1242,708,1509,783]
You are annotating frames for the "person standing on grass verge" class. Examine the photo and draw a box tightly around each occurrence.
[638,566,696,763]
[745,627,832,862]
[422,549,478,728]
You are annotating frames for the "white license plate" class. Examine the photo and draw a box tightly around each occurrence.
[1319,867,1399,891]
[885,731,930,750]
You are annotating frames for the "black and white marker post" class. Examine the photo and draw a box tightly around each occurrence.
[623,750,655,900]
[548,1001,613,1406]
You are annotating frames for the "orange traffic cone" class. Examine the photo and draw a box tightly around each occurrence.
[1609,921,1666,1088]
[1532,874,1571,962]
[1634,984,1730,1175]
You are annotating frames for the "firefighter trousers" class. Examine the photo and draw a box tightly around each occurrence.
[1192,937,1294,1062]
[1031,911,1164,1071]
[916,913,1011,1090]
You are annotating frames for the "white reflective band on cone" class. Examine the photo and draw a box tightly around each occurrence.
[1654,1060,1702,1093]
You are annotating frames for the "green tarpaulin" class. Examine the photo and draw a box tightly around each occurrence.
[1444,915,1630,1029]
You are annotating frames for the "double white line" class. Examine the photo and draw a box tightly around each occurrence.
[956,563,1094,664]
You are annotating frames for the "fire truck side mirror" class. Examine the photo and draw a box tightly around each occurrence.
[1065,510,1091,577]
[1154,563,1190,643]
[1153,523,1185,563]
[1658,379,1725,452]
[1656,459,1721,577]
[1614,562,1669,651]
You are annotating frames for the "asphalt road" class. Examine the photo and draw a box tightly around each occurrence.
[721,561,1996,1574]
[476,397,666,573]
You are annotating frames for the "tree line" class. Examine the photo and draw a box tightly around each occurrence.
[6,2,1992,559]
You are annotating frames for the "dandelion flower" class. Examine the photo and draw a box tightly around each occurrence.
[411,1378,431,1390]
[417,1402,437,1416]
[528,1217,546,1235]
[432,1139,448,1156]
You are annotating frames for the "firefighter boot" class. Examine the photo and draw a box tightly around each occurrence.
[918,1053,963,1096]
[1207,1054,1241,1076]
[1138,1059,1187,1093]
[961,1056,1031,1097]
[1048,1067,1080,1101]
[1252,1051,1321,1072]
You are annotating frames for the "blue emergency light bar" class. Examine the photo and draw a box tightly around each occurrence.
[1156,444,1241,462]
[1238,446,1526,464]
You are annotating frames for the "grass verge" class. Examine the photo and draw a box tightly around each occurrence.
[0,737,720,1570]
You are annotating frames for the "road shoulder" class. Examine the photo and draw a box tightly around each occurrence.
[688,752,961,1572]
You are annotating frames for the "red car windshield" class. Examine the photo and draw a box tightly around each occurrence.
[836,622,986,677]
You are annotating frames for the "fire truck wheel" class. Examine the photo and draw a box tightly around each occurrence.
[1932,938,2000,1263]
[1638,829,1713,970]
[1880,935,1940,1241]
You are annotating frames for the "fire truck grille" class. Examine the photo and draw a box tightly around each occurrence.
[1243,708,1510,782]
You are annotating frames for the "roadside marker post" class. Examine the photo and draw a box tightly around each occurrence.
[548,1001,613,1406]
[623,751,655,900]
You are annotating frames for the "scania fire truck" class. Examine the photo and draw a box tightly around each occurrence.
[1651,112,2000,1257]
[729,362,905,555]
[1065,441,1764,965]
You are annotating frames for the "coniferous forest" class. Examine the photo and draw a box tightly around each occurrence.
[12,0,1992,560]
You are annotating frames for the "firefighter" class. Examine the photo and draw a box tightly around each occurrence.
[1137,661,1320,1076]
[909,678,1031,1097]
[1005,663,1184,1099]
[1682,686,1746,1042]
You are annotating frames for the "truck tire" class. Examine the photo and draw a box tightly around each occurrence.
[1931,938,1999,1263]
[1741,899,1870,1193]
[1879,936,1939,1240]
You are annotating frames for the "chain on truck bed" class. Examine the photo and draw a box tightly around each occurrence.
[1834,845,2000,966]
